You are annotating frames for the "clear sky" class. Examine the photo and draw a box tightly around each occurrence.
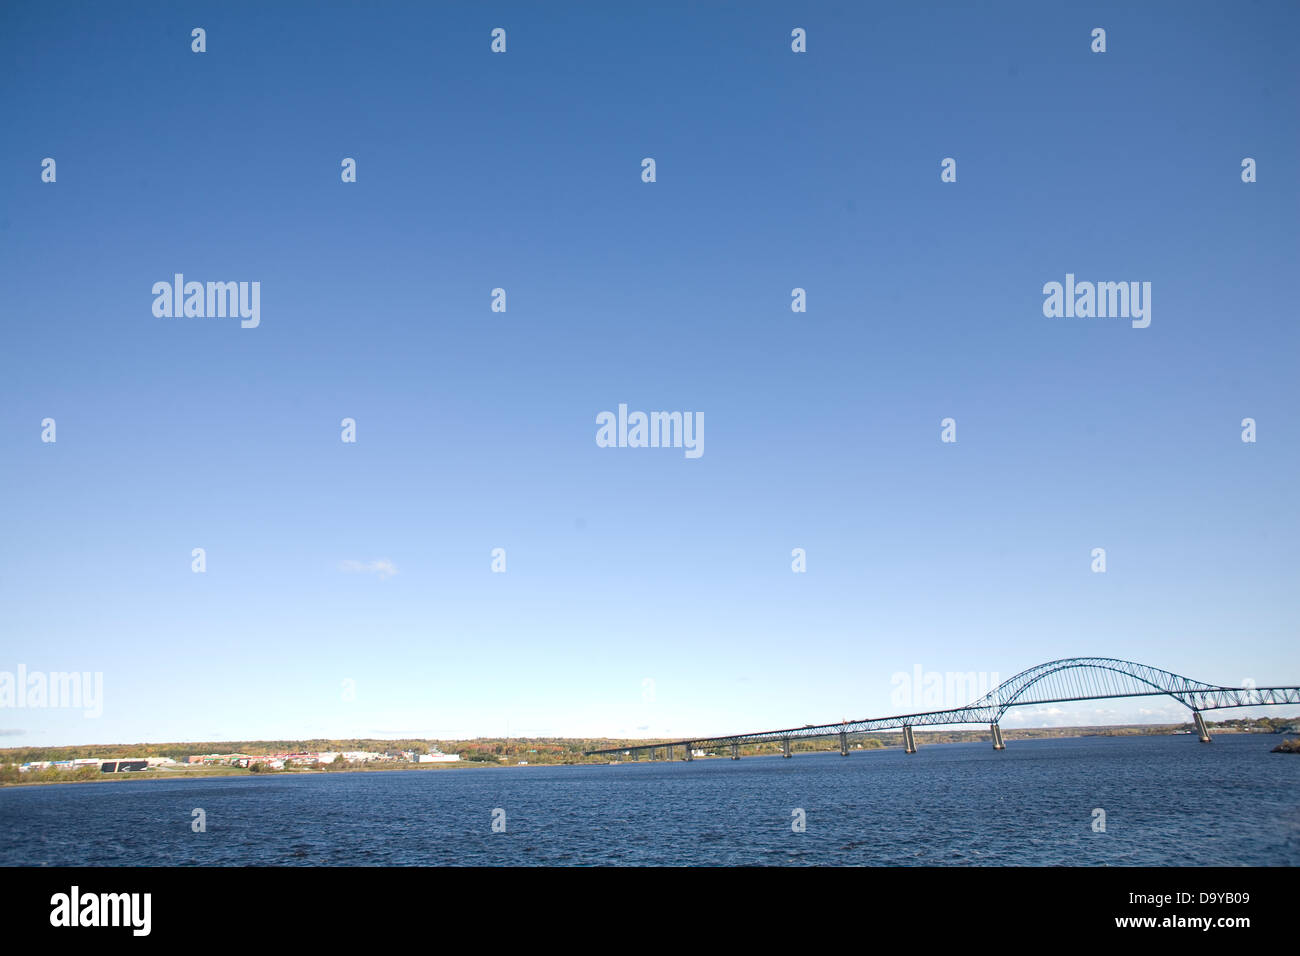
[2,1,1297,747]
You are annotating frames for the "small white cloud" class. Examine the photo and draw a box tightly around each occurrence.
[340,558,398,579]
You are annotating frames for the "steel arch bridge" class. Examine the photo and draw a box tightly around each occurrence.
[585,657,1300,760]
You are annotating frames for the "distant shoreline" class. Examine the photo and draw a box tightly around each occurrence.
[4,723,1294,788]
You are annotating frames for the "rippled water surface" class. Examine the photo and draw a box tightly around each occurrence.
[2,735,1297,865]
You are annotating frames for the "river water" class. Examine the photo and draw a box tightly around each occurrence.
[2,735,1296,865]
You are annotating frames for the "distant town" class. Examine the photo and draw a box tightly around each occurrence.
[15,747,461,776]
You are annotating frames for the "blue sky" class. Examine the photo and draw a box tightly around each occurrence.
[2,1,1297,747]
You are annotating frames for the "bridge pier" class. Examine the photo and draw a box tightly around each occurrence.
[839,730,849,756]
[666,744,674,761]
[902,725,917,754]
[683,743,693,761]
[730,741,740,760]
[990,723,1006,750]
[1193,711,1212,743]
[782,737,792,758]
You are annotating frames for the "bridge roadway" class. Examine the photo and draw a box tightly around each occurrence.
[584,657,1300,760]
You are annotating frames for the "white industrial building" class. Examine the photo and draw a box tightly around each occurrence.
[418,750,461,763]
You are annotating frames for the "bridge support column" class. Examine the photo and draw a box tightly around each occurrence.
[839,730,849,756]
[666,744,673,761]
[1193,711,1212,743]
[902,725,917,754]
[782,738,792,758]
[684,743,693,761]
[990,723,1006,750]
[730,742,740,760]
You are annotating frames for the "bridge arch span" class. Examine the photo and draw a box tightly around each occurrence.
[973,657,1221,720]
